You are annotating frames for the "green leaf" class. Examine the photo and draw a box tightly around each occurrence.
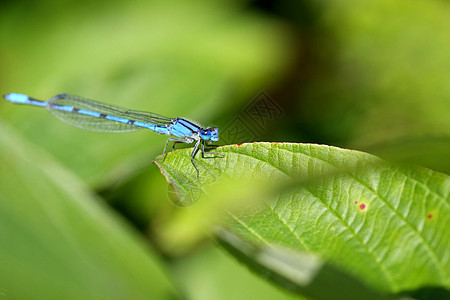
[0,121,176,299]
[156,142,450,297]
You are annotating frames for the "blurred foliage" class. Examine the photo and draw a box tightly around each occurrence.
[0,0,449,299]
[169,243,297,300]
[0,122,176,299]
[271,0,450,171]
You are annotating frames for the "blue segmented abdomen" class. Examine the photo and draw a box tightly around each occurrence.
[47,94,173,133]
[4,93,179,135]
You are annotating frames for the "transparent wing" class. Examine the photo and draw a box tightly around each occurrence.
[47,94,173,133]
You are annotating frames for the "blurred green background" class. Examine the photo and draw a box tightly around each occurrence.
[0,0,449,299]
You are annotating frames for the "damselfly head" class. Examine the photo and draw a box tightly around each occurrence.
[201,127,219,142]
